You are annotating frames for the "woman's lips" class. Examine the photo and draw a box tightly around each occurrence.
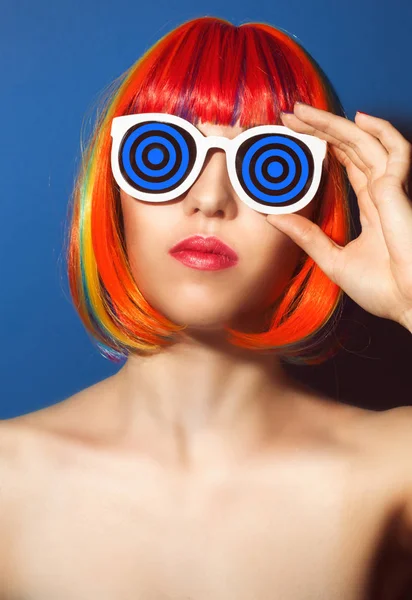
[170,250,238,270]
[169,235,239,271]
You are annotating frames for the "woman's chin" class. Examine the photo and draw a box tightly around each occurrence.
[164,305,273,335]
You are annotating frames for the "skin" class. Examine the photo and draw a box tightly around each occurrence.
[114,116,328,471]
[1,105,412,599]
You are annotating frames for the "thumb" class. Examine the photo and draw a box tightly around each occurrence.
[266,213,343,285]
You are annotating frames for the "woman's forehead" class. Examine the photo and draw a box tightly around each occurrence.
[195,119,246,138]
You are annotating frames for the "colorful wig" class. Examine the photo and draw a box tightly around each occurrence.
[65,16,354,365]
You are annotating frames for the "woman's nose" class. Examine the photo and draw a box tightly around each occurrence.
[185,148,237,216]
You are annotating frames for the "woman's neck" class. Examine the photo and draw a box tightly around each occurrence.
[108,332,309,471]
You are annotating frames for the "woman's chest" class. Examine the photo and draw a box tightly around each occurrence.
[6,450,406,600]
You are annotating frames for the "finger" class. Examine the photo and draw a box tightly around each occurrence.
[281,111,380,225]
[351,114,412,268]
[266,213,343,284]
[366,174,412,271]
[283,104,389,178]
[331,146,381,229]
[354,112,412,190]
[281,111,370,175]
[329,144,368,192]
[280,109,385,221]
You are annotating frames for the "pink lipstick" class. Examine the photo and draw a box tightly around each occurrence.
[169,235,239,271]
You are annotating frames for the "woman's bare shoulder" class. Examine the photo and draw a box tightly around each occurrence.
[286,382,412,455]
[334,403,412,449]
[0,374,121,465]
[2,374,117,435]
[0,382,117,594]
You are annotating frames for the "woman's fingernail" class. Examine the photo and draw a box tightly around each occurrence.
[357,111,370,116]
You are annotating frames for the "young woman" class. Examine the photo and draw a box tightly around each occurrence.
[1,15,412,600]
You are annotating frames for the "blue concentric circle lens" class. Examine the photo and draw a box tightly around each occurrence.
[118,120,197,195]
[236,133,315,208]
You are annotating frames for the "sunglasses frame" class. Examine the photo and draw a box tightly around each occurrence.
[110,112,328,215]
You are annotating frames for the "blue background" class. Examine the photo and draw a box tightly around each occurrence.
[2,0,411,418]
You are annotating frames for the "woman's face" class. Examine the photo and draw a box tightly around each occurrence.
[119,118,317,332]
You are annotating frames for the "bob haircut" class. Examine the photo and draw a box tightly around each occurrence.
[65,16,353,366]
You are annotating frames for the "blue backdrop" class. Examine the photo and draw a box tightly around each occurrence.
[2,0,411,417]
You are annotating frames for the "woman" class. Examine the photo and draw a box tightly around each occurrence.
[1,15,412,600]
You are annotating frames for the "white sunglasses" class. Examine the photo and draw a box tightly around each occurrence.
[110,112,327,215]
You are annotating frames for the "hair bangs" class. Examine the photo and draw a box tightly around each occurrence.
[123,20,325,130]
